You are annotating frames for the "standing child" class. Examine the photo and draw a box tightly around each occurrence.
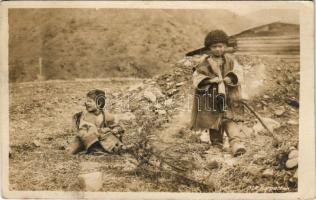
[190,30,246,156]
[68,89,125,154]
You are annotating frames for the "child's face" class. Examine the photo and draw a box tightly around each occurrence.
[209,43,227,57]
[85,97,98,112]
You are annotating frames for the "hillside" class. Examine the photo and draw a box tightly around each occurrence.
[9,9,255,82]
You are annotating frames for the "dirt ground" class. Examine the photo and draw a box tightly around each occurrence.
[9,55,299,192]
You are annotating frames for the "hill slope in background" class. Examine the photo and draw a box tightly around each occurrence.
[9,9,297,82]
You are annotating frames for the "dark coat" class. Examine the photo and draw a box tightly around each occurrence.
[190,54,243,130]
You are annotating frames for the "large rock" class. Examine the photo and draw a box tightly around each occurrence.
[262,168,274,178]
[274,106,286,116]
[143,91,156,103]
[286,158,298,169]
[78,162,103,191]
[206,160,220,170]
[199,130,210,144]
[78,172,103,191]
[288,149,298,159]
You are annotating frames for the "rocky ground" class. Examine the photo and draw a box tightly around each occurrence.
[9,55,299,192]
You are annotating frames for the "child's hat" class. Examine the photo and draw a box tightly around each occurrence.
[204,30,229,48]
[185,30,229,56]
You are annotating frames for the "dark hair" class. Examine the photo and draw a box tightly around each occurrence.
[204,30,229,48]
[86,89,106,110]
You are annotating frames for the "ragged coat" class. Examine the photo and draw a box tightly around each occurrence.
[190,53,244,130]
[73,111,124,152]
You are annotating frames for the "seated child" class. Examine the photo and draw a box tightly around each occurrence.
[68,89,125,154]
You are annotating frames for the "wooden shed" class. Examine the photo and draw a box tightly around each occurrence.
[230,22,300,62]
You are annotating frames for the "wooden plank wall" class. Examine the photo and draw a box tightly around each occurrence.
[235,35,300,63]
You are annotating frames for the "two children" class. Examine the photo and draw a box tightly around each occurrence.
[68,89,125,154]
[69,29,245,157]
[190,30,246,156]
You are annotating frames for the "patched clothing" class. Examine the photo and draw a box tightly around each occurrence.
[190,54,243,130]
[70,111,124,154]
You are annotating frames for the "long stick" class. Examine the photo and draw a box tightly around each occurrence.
[240,100,279,144]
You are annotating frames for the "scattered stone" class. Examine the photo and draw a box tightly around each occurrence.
[288,149,298,159]
[288,169,298,187]
[164,99,173,107]
[206,160,219,170]
[176,82,185,87]
[154,103,162,109]
[33,140,41,147]
[156,110,167,115]
[166,82,174,89]
[167,89,179,96]
[143,91,156,103]
[247,165,261,176]
[287,119,299,125]
[263,95,269,99]
[274,106,286,116]
[199,130,210,144]
[151,87,164,98]
[286,158,298,169]
[261,100,268,106]
[262,168,274,178]
[78,172,103,191]
[293,169,298,180]
[183,60,193,68]
[289,146,297,151]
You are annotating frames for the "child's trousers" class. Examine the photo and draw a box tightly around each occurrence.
[209,120,246,156]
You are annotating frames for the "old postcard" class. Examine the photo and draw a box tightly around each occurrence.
[0,1,315,199]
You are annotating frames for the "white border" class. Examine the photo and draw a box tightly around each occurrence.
[0,1,314,199]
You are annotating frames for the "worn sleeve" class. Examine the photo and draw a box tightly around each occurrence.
[104,112,116,127]
[193,62,217,89]
[79,117,97,131]
[225,59,244,87]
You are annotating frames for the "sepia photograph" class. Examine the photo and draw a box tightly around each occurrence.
[0,1,315,199]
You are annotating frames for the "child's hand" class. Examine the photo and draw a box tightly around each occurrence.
[223,77,232,84]
[208,77,222,84]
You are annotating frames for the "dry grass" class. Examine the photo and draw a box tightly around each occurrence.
[9,55,298,192]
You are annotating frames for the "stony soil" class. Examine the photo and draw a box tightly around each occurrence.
[9,55,299,192]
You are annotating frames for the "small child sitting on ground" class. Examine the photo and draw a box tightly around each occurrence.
[68,89,125,154]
